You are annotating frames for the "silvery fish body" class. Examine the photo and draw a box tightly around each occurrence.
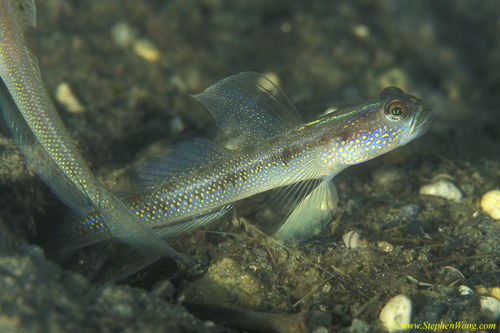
[58,72,433,251]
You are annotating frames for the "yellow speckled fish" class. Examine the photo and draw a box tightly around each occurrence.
[0,0,189,260]
[58,72,433,252]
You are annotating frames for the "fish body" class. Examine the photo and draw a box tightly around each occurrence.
[0,0,189,259]
[60,72,433,250]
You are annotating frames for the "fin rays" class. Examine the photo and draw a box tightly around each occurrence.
[126,138,229,189]
[255,157,338,242]
[193,72,302,148]
[155,204,234,239]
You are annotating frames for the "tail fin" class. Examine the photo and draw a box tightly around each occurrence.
[98,191,195,262]
[0,0,191,261]
[0,79,193,261]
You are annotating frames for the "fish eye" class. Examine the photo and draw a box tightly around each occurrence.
[384,100,409,121]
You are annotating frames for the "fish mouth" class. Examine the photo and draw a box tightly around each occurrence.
[409,107,433,140]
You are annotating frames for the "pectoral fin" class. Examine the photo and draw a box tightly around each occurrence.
[257,179,338,243]
[274,180,338,242]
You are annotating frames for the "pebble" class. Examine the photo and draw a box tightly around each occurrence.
[352,25,370,39]
[111,22,135,48]
[379,295,412,332]
[169,116,185,137]
[399,204,420,218]
[438,266,465,286]
[343,231,360,249]
[181,258,265,308]
[377,68,409,93]
[458,285,473,296]
[491,286,500,301]
[55,82,85,113]
[480,190,500,219]
[151,280,175,301]
[419,179,462,202]
[110,22,160,62]
[480,296,500,320]
[346,319,370,332]
[280,21,292,33]
[134,39,160,62]
[377,241,394,253]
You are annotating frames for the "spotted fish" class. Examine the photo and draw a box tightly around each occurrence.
[0,0,189,260]
[57,71,433,252]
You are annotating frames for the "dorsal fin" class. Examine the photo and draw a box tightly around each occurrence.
[123,138,229,189]
[193,72,302,148]
[13,0,36,29]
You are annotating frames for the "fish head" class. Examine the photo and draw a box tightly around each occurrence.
[318,87,433,167]
[377,86,433,144]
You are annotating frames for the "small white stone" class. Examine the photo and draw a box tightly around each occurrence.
[377,68,409,92]
[491,286,500,301]
[352,25,370,38]
[134,39,160,62]
[480,296,500,320]
[343,231,360,249]
[399,204,420,218]
[280,22,292,33]
[481,190,500,219]
[169,116,185,136]
[379,295,412,332]
[377,241,394,253]
[55,82,85,113]
[111,22,135,48]
[458,285,474,296]
[419,179,462,202]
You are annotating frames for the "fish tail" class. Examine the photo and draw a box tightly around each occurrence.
[97,191,195,262]
[0,0,192,261]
